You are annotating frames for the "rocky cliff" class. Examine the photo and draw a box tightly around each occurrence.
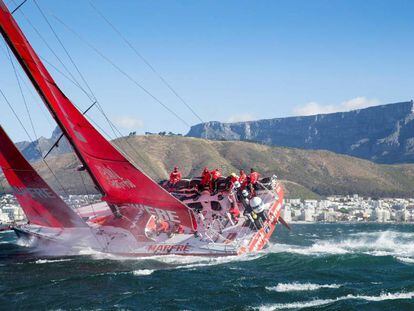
[187,101,414,164]
[16,127,72,161]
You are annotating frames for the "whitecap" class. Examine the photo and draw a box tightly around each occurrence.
[267,230,414,258]
[396,257,414,264]
[266,282,341,292]
[132,269,154,276]
[34,259,72,264]
[257,290,414,310]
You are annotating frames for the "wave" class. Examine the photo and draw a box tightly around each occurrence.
[34,259,72,264]
[153,253,263,270]
[258,290,414,310]
[266,282,341,292]
[268,230,414,260]
[132,269,154,276]
[396,257,414,264]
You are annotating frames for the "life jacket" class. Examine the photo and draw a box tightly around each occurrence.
[157,220,170,233]
[211,170,222,180]
[201,170,211,186]
[250,171,260,184]
[239,172,248,188]
[230,174,239,184]
[229,206,240,218]
[169,171,182,184]
[174,224,185,234]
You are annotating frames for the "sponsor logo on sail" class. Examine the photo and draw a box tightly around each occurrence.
[96,165,136,190]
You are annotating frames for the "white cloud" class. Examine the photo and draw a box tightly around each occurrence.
[227,113,255,123]
[293,97,380,116]
[113,116,144,129]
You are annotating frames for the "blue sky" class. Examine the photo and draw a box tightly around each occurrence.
[1,0,414,141]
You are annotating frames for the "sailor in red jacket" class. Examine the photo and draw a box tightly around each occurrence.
[169,166,182,186]
[227,172,239,190]
[249,168,261,195]
[239,169,248,189]
[211,168,222,194]
[200,167,211,190]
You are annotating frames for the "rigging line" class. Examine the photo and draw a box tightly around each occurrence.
[115,130,164,180]
[40,56,95,103]
[43,101,96,160]
[0,82,71,197]
[52,14,191,127]
[76,169,108,250]
[0,175,6,195]
[89,1,204,124]
[22,0,129,144]
[0,88,34,142]
[12,0,92,100]
[43,159,70,197]
[15,65,54,128]
[5,44,38,144]
[32,0,97,102]
[11,0,28,15]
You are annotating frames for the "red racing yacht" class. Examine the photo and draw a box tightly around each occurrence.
[0,0,285,256]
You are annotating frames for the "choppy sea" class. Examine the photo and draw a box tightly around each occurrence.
[1,223,414,310]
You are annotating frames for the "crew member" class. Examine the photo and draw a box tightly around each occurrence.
[249,196,268,229]
[156,219,170,235]
[211,168,222,194]
[229,203,240,223]
[239,169,248,189]
[249,168,261,195]
[173,223,185,234]
[227,172,239,190]
[169,166,182,186]
[200,167,211,190]
[241,189,251,213]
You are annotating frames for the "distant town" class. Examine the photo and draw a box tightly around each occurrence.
[1,193,414,225]
[282,195,414,223]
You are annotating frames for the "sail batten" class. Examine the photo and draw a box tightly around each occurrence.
[0,1,196,230]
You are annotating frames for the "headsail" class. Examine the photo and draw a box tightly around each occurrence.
[0,1,196,230]
[0,126,86,228]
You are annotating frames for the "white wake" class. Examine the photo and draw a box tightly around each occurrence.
[268,230,414,261]
[258,290,414,310]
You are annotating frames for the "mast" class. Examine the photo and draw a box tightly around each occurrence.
[0,1,196,230]
[0,1,103,195]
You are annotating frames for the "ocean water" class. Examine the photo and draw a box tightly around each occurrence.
[1,223,414,310]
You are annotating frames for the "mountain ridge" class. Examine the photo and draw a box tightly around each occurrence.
[187,101,414,164]
[2,135,414,199]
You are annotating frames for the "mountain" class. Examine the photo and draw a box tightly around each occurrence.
[187,101,414,164]
[16,127,72,161]
[2,135,414,199]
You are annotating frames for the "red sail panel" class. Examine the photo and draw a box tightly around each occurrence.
[0,126,86,228]
[0,2,196,230]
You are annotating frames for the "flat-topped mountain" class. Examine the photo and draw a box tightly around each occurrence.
[187,101,414,164]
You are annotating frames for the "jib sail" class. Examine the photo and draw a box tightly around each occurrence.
[0,126,86,228]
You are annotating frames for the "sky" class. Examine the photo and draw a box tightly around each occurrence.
[1,0,414,142]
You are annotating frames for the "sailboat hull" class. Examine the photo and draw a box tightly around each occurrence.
[13,185,283,257]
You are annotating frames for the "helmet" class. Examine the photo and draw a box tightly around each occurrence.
[242,189,249,197]
[233,181,241,189]
[250,197,264,213]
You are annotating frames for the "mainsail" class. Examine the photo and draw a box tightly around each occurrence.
[0,1,196,230]
[0,126,86,228]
